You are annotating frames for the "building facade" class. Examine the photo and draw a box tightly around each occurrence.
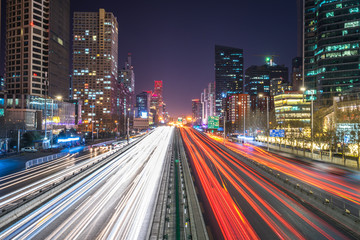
[291,57,303,91]
[49,0,70,99]
[226,93,250,134]
[304,0,360,106]
[119,53,135,121]
[151,80,165,124]
[191,99,202,126]
[200,81,216,125]
[5,0,70,98]
[215,45,244,115]
[245,63,289,97]
[0,93,80,130]
[72,9,119,132]
[274,91,311,130]
[136,91,151,118]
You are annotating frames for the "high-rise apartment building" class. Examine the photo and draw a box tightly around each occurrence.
[225,93,250,134]
[72,9,119,131]
[200,82,216,125]
[304,0,360,105]
[191,99,202,126]
[5,0,70,99]
[215,45,244,115]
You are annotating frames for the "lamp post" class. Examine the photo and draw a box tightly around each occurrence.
[91,104,94,142]
[259,94,269,151]
[222,109,226,146]
[238,101,246,144]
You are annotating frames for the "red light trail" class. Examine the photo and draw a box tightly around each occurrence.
[180,127,354,240]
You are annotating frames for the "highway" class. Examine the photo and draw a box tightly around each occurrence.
[0,145,119,210]
[210,135,360,206]
[180,127,358,240]
[0,126,173,240]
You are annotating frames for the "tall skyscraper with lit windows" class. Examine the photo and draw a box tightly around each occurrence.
[72,9,119,131]
[5,0,70,99]
[215,45,244,115]
[304,0,360,105]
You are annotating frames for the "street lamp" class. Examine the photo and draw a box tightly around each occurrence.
[301,87,314,159]
[238,101,246,143]
[259,94,269,151]
[221,109,226,146]
[50,96,63,148]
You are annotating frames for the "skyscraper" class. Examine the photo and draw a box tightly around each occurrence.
[215,45,244,115]
[297,0,304,57]
[225,93,250,134]
[200,82,216,125]
[136,91,151,118]
[151,80,166,124]
[245,62,288,97]
[72,9,119,131]
[119,53,135,93]
[291,57,303,91]
[119,53,135,125]
[191,99,202,125]
[49,0,71,99]
[304,0,360,105]
[5,0,70,98]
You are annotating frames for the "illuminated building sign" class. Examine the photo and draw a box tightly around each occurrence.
[140,112,148,119]
[58,137,81,143]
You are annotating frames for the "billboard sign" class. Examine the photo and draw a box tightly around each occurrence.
[208,116,220,129]
[270,129,285,138]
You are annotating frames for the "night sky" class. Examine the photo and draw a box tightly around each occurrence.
[1,0,298,117]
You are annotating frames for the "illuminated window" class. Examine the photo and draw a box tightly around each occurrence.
[326,12,334,18]
[345,21,360,28]
[349,8,359,13]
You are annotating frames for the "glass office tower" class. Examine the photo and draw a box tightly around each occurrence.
[304,0,360,106]
[215,45,244,115]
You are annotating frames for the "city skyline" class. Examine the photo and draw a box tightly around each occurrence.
[0,1,359,239]
[69,0,298,117]
[0,1,298,117]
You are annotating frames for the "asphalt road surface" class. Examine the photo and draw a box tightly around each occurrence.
[180,127,359,240]
[0,127,173,240]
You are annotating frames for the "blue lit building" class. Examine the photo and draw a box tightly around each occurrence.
[304,0,360,106]
[215,45,244,115]
[136,91,151,118]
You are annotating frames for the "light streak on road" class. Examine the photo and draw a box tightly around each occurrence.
[0,147,117,209]
[0,127,173,240]
[210,135,360,205]
[181,127,354,240]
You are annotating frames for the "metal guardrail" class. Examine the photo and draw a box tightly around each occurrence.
[251,160,360,220]
[25,152,69,169]
[24,140,118,170]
